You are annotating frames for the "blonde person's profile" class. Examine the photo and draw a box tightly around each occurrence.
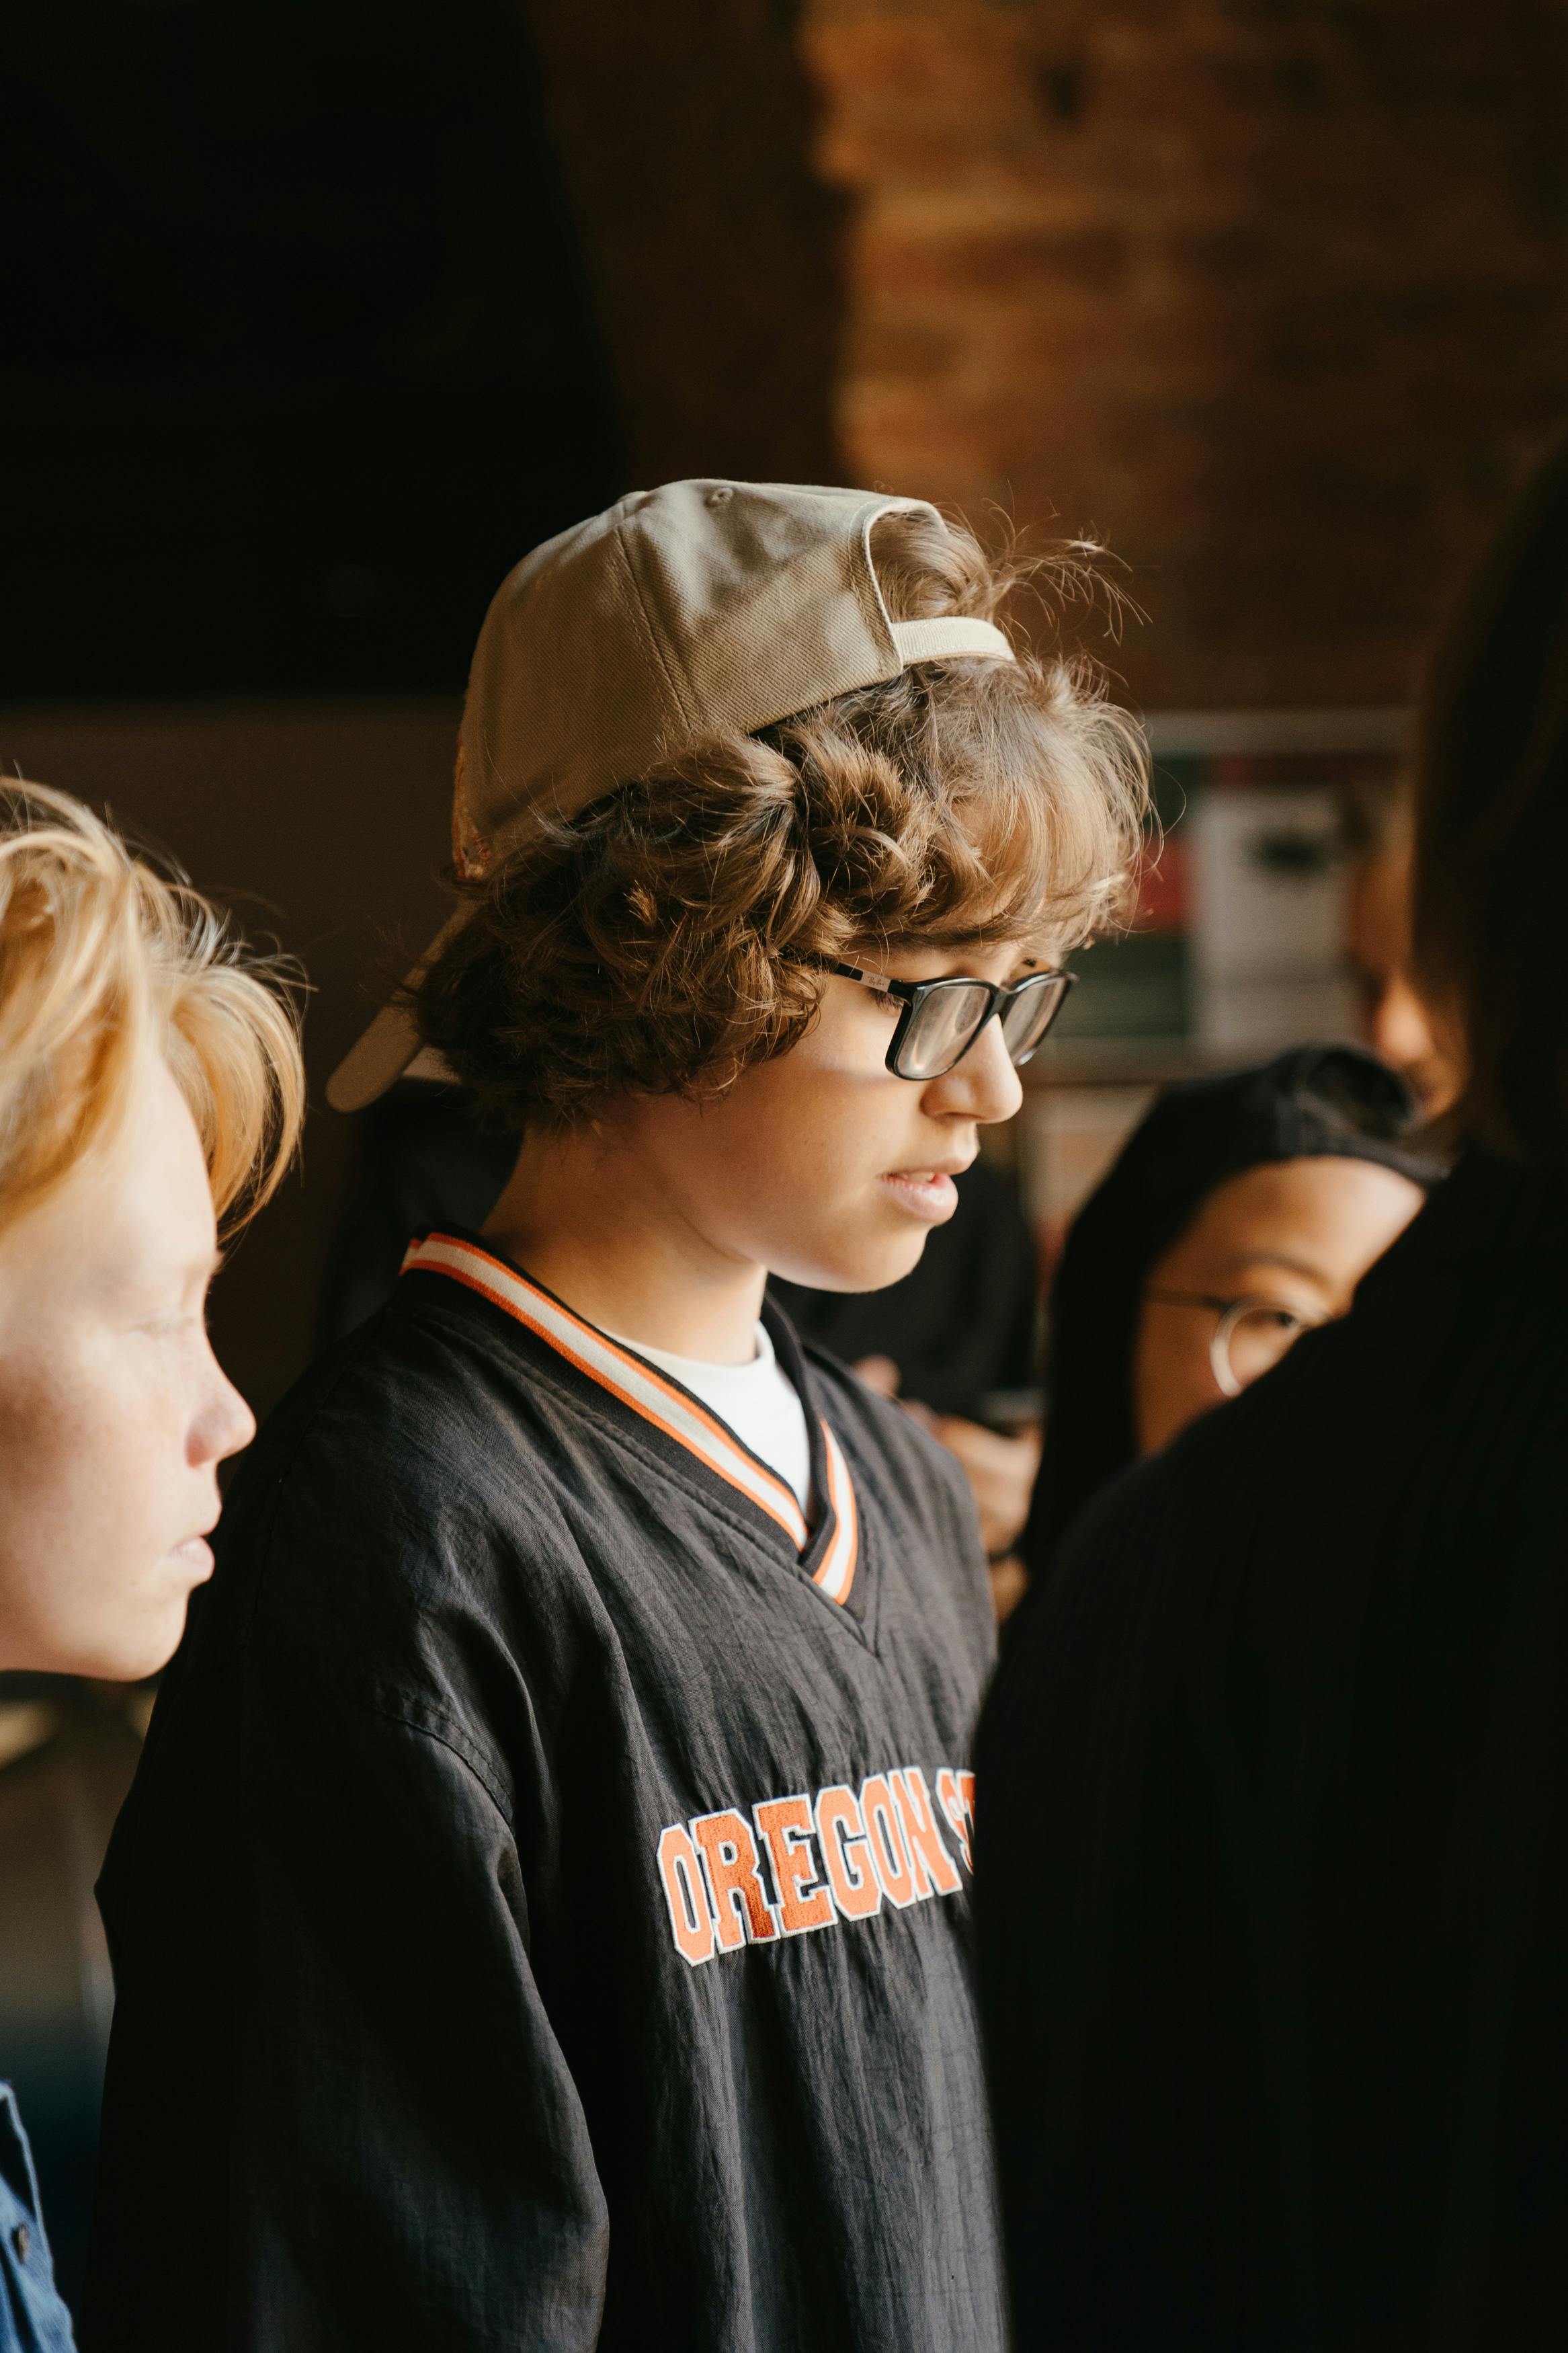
[0,779,304,2348]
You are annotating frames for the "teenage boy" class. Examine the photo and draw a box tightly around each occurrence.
[85,482,1145,2352]
[0,783,302,2353]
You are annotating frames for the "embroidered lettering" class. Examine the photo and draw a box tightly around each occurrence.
[936,1766,975,1872]
[893,1767,962,1899]
[661,1763,971,1964]
[692,1809,778,1950]
[657,1823,716,1967]
[815,1784,882,1921]
[753,1794,835,1936]
[859,1773,918,1909]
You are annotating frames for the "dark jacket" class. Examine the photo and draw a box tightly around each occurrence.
[85,1234,1005,2352]
[979,1153,1568,2349]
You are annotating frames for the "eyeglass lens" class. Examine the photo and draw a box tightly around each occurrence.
[895,982,997,1080]
[896,974,1071,1080]
[998,975,1071,1063]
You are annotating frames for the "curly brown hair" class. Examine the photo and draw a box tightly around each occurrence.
[412,509,1149,1133]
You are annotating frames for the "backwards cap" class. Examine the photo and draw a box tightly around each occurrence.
[327,479,1015,1111]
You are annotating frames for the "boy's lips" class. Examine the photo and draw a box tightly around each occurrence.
[878,1161,970,1224]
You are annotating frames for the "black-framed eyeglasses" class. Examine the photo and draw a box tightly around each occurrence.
[821,958,1076,1081]
[1143,1287,1329,1399]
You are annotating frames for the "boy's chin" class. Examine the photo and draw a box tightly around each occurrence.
[779,1223,933,1297]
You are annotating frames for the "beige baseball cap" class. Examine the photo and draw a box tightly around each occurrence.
[327,477,1016,1111]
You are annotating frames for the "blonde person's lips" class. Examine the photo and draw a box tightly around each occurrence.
[879,1158,972,1224]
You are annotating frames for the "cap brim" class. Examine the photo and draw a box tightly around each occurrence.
[325,909,469,1113]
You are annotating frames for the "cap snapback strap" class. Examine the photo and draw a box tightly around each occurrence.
[890,617,1016,666]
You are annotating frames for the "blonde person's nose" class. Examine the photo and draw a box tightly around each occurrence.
[190,1343,257,1469]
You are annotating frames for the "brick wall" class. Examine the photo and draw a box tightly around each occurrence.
[802,0,1568,705]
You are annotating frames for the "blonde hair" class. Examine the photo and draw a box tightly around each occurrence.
[0,781,305,1240]
[416,508,1149,1133]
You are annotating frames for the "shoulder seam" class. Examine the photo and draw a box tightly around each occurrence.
[247,1629,522,1825]
[357,1690,516,1823]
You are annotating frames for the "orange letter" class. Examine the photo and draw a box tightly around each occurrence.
[936,1767,973,1872]
[754,1794,835,1936]
[657,1823,715,1966]
[814,1784,881,1921]
[859,1773,917,1909]
[893,1767,962,1899]
[692,1809,778,1950]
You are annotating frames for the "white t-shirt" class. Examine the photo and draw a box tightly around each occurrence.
[605,1318,813,1511]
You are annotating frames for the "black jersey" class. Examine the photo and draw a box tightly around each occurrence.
[83,1231,1005,2353]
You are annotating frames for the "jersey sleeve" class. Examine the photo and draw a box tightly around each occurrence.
[89,1642,608,2352]
[85,1369,610,2352]
[261,1660,608,2346]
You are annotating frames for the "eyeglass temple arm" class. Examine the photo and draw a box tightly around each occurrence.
[830,959,1070,994]
[828,957,900,994]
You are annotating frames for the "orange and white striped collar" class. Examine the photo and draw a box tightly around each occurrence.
[401,1231,859,1607]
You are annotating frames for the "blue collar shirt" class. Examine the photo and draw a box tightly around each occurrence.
[0,2087,73,2353]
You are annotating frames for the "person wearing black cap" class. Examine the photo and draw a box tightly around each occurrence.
[1020,1043,1442,1577]
[978,432,1568,2352]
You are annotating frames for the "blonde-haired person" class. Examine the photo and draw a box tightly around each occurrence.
[0,783,302,2353]
[86,481,1145,2352]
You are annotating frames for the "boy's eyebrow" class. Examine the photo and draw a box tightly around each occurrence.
[1211,1247,1330,1286]
[891,940,1048,967]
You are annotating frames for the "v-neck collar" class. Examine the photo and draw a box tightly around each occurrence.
[401,1231,860,1609]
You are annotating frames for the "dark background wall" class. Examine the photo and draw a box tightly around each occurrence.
[528,0,848,487]
[3,0,1566,1416]
[1,0,618,1409]
[3,0,622,699]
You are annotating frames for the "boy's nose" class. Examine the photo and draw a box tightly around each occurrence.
[925,1016,1024,1125]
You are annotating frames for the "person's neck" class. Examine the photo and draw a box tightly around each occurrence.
[481,1123,766,1365]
